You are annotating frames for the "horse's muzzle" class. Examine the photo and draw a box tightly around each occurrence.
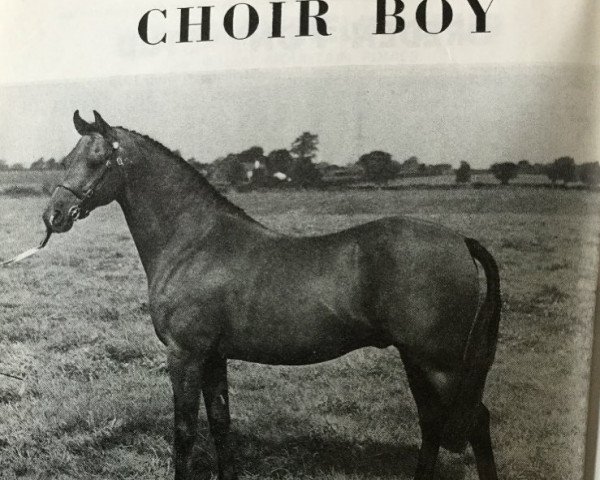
[43,206,74,233]
[42,189,78,233]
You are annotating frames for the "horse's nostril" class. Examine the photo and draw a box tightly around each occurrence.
[51,209,63,226]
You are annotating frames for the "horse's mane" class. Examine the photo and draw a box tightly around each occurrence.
[117,126,256,222]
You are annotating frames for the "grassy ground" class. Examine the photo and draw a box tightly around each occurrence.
[0,171,62,190]
[0,188,598,479]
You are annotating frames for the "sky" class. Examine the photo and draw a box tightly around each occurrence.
[0,64,597,169]
[1,0,598,84]
[1,1,597,169]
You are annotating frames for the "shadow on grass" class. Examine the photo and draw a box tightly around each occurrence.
[189,431,466,479]
[83,403,466,479]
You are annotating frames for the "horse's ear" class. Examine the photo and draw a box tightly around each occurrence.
[73,110,94,136]
[93,111,113,137]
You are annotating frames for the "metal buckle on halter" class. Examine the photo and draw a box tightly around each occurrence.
[68,205,81,220]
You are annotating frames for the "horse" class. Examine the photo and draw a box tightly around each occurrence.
[42,111,501,480]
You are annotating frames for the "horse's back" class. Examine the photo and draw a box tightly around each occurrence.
[225,216,479,365]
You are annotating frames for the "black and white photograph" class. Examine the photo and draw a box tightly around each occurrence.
[0,2,598,480]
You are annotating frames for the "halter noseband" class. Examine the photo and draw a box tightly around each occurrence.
[55,141,127,221]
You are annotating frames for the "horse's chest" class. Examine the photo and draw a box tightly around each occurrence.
[148,270,231,349]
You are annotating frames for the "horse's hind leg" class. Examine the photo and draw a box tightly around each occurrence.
[469,403,498,480]
[400,352,453,480]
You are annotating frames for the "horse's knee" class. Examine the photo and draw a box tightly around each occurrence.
[175,420,196,440]
[209,411,231,435]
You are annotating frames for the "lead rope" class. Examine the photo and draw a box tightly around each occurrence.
[1,140,123,268]
[0,228,52,267]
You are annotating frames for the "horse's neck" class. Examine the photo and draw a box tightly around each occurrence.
[116,138,245,278]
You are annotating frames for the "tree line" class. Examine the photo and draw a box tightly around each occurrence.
[0,157,63,171]
[455,157,600,187]
[188,132,322,188]
[1,134,598,188]
[186,134,454,187]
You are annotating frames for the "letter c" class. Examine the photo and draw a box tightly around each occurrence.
[138,9,167,45]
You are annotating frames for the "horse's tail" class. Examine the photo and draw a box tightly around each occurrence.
[441,237,501,452]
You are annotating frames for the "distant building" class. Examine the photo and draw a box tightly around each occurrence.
[241,159,266,180]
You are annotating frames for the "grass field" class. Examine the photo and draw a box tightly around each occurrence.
[0,188,598,479]
[0,171,63,190]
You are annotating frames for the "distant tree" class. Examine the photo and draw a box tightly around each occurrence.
[429,163,453,176]
[187,157,212,176]
[291,132,319,162]
[547,156,577,185]
[250,166,271,186]
[455,161,472,183]
[546,164,560,184]
[30,157,46,170]
[530,163,547,175]
[214,154,247,186]
[45,158,58,170]
[266,149,293,176]
[237,146,265,167]
[290,158,322,187]
[28,157,63,170]
[491,162,519,185]
[578,162,600,187]
[357,151,400,185]
[10,163,24,171]
[172,149,182,158]
[401,156,420,173]
[0,159,9,171]
[289,132,321,187]
[517,159,533,174]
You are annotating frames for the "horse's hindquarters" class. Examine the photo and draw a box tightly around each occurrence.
[358,218,481,369]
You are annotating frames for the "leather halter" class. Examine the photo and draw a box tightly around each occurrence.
[55,142,127,221]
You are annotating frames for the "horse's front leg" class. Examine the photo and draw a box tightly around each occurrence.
[167,348,203,480]
[202,353,237,480]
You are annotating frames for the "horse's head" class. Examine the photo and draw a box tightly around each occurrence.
[43,111,126,233]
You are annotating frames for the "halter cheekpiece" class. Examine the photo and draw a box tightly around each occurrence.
[55,141,128,221]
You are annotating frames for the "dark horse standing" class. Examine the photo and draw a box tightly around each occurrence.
[43,112,501,480]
